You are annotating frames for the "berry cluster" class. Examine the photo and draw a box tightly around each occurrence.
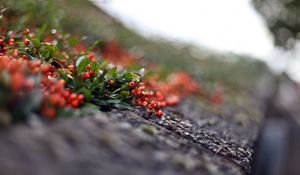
[0,34,84,120]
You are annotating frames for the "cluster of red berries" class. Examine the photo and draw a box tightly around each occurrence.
[0,55,34,92]
[40,77,84,119]
[130,82,165,117]
[0,29,85,119]
[80,64,94,80]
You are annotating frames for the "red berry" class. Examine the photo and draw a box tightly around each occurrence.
[12,49,18,57]
[82,72,90,80]
[43,107,56,119]
[0,39,3,45]
[40,64,51,74]
[69,93,77,102]
[24,39,30,46]
[21,54,28,59]
[155,110,163,118]
[24,28,30,35]
[131,89,136,95]
[8,38,15,46]
[129,81,136,88]
[88,70,94,76]
[71,99,80,108]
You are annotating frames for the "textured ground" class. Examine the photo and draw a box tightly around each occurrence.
[0,101,259,175]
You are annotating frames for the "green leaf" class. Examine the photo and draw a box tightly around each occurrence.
[31,39,41,48]
[87,40,101,52]
[106,68,117,79]
[123,72,133,81]
[119,91,130,99]
[68,37,79,47]
[76,58,90,75]
[75,56,85,67]
[99,61,109,69]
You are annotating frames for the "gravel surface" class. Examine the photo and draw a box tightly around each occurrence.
[0,101,260,175]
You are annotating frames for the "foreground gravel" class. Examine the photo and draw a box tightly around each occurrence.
[0,101,259,175]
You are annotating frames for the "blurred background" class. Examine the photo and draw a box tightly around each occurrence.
[93,0,300,82]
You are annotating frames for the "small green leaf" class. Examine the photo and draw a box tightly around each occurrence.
[76,58,90,75]
[123,72,133,81]
[68,37,79,47]
[106,68,117,79]
[31,39,41,48]
[119,91,130,99]
[75,55,86,67]
[87,40,101,52]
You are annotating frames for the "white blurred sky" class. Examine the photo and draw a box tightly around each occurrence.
[92,0,300,82]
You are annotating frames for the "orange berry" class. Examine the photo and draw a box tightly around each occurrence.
[71,99,80,108]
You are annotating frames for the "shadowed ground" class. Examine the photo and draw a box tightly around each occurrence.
[0,101,258,175]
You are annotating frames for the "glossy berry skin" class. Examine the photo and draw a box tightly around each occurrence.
[128,81,136,88]
[24,39,30,46]
[156,110,163,117]
[8,38,14,46]
[88,70,94,76]
[24,28,30,35]
[82,72,90,80]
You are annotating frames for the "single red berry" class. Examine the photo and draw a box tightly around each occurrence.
[8,38,14,46]
[71,99,80,108]
[82,72,90,80]
[128,82,135,88]
[24,39,30,46]
[69,93,77,101]
[131,89,136,95]
[88,70,94,76]
[43,107,56,119]
[40,64,51,74]
[12,49,18,57]
[24,28,30,35]
[0,39,3,45]
[155,110,163,118]
[2,47,7,52]
[21,54,27,59]
[77,94,84,102]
